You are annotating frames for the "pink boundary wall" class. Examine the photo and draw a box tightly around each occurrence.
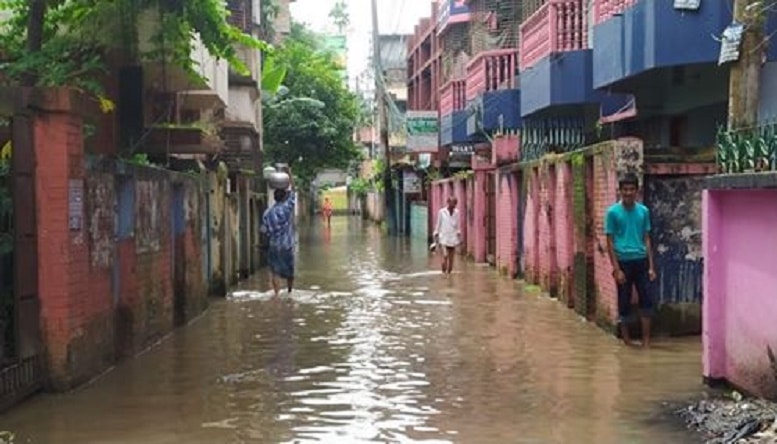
[496,169,518,276]
[703,189,777,399]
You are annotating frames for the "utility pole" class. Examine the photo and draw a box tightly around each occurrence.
[371,0,396,235]
[728,0,766,130]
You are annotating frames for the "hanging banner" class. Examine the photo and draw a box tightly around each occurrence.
[674,0,701,10]
[406,111,439,152]
[403,171,422,194]
[719,22,744,66]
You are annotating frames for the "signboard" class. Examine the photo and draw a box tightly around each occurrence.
[403,172,422,194]
[437,0,471,35]
[450,144,475,154]
[673,0,701,10]
[68,179,84,231]
[719,22,744,66]
[406,111,439,152]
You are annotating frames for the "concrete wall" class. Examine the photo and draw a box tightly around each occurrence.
[703,188,777,399]
[363,192,385,223]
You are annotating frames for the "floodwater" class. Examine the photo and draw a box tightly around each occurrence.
[1,217,705,444]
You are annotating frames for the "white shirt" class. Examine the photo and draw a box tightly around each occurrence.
[434,207,461,247]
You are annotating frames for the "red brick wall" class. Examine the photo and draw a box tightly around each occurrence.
[495,170,517,276]
[32,90,208,389]
[593,151,619,325]
[591,139,644,328]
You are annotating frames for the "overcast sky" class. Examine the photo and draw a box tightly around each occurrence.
[291,0,434,89]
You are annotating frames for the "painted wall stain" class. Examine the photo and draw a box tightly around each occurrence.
[136,179,163,253]
[86,173,115,269]
[645,174,704,305]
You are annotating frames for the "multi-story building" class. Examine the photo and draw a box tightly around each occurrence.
[379,34,410,152]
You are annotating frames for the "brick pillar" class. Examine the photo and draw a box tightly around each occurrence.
[593,138,644,330]
[30,89,89,389]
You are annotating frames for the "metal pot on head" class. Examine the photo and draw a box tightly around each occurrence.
[268,170,290,190]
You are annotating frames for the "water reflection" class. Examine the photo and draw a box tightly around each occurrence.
[1,217,702,443]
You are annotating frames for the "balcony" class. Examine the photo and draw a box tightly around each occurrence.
[439,79,466,116]
[138,8,229,109]
[520,50,598,117]
[593,0,637,25]
[592,0,733,89]
[519,0,587,71]
[143,125,224,156]
[467,89,522,137]
[465,49,518,102]
[441,110,486,147]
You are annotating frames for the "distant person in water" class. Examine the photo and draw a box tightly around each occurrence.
[322,197,333,226]
[605,173,657,347]
[261,172,296,297]
[433,196,461,275]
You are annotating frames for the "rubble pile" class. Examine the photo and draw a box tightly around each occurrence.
[677,394,777,444]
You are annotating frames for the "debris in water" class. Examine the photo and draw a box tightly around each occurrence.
[676,394,777,443]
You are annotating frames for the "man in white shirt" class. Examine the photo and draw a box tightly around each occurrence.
[434,197,462,275]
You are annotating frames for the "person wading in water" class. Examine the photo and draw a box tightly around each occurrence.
[433,196,461,275]
[322,197,333,226]
[605,173,657,347]
[261,171,296,297]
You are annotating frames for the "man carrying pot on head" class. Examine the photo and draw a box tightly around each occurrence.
[261,167,296,297]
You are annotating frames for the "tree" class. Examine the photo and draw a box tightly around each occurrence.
[263,22,362,186]
[329,0,350,35]
[0,0,267,100]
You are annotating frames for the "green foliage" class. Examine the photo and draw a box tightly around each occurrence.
[348,177,371,198]
[126,152,152,166]
[0,0,268,96]
[261,53,286,94]
[717,123,777,173]
[263,22,362,187]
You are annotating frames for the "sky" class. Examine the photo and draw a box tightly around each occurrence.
[290,0,435,90]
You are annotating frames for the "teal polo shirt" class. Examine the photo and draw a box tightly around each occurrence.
[604,202,651,262]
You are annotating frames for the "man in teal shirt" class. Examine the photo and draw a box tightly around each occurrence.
[605,173,657,347]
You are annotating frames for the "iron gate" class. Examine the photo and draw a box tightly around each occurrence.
[0,114,44,412]
[485,172,497,265]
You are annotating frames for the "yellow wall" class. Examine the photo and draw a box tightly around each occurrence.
[321,187,348,211]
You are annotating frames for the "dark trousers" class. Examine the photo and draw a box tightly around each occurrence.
[616,258,654,323]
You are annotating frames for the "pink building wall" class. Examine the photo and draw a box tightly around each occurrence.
[496,170,518,276]
[703,189,777,399]
[493,135,521,166]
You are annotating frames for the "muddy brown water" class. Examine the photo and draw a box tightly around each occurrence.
[1,217,704,443]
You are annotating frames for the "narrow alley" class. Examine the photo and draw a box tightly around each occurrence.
[2,218,704,444]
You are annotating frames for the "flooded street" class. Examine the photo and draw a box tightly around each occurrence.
[2,217,704,443]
